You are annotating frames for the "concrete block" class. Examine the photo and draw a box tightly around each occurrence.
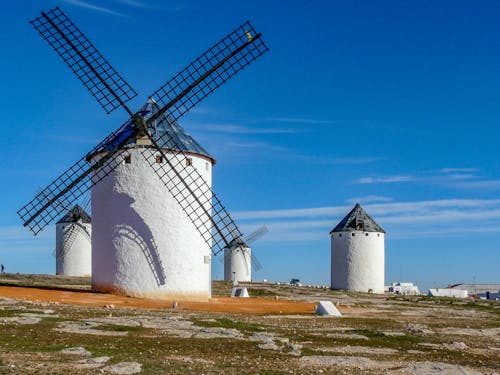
[316,301,342,316]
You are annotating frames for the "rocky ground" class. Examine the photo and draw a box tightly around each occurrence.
[0,274,498,374]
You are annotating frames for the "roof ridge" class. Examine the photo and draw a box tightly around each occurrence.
[57,205,91,224]
[330,203,385,233]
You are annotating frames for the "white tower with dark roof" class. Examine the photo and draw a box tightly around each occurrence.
[330,203,385,293]
[91,101,214,301]
[55,205,92,276]
[224,244,252,283]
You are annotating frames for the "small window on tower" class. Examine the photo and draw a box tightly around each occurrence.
[205,162,209,171]
[155,155,163,164]
[124,155,131,164]
[339,233,342,237]
[365,233,369,236]
[351,233,355,237]
[186,157,192,166]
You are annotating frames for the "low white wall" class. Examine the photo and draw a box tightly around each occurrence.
[428,288,468,298]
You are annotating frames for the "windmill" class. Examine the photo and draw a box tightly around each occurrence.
[18,7,268,300]
[222,225,268,283]
[54,203,92,277]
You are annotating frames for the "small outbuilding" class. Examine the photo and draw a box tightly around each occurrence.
[386,282,421,295]
[428,288,468,298]
[330,203,385,293]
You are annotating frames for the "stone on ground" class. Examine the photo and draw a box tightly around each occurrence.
[105,361,142,374]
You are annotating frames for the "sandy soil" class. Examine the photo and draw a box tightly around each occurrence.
[0,285,316,314]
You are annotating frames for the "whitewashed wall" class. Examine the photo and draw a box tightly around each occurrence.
[55,222,92,276]
[331,231,385,293]
[91,148,213,301]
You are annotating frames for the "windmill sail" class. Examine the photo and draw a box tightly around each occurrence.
[140,23,267,253]
[17,122,135,234]
[142,105,243,255]
[220,225,268,271]
[20,8,269,258]
[30,7,137,114]
[147,21,268,124]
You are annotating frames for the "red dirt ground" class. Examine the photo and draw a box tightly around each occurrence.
[0,286,317,314]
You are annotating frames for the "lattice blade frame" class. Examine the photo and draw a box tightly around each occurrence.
[148,21,268,124]
[251,252,263,272]
[137,22,268,253]
[22,15,268,242]
[143,130,242,255]
[30,7,137,114]
[17,122,136,235]
[245,225,268,245]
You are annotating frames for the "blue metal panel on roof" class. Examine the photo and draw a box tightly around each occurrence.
[101,100,212,159]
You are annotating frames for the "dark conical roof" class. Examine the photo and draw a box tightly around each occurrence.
[330,203,385,233]
[99,99,213,161]
[57,205,91,224]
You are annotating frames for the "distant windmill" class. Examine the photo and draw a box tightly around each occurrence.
[18,7,268,300]
[53,202,91,277]
[221,225,269,283]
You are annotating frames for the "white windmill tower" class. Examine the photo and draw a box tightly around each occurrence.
[330,203,385,293]
[19,7,268,302]
[90,100,216,300]
[55,205,91,277]
[223,226,268,283]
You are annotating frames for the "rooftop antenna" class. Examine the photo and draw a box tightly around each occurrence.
[18,7,269,260]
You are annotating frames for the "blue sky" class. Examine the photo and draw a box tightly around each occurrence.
[0,1,498,291]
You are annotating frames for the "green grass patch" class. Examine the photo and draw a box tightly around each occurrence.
[300,347,323,356]
[295,328,423,352]
[350,329,422,350]
[353,328,386,338]
[341,316,405,330]
[0,273,91,288]
[94,324,144,332]
[247,288,277,298]
[0,308,21,317]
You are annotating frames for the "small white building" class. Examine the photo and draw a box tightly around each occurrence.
[448,283,500,295]
[428,288,469,298]
[55,205,92,277]
[386,282,420,295]
[330,203,385,294]
[224,241,252,283]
